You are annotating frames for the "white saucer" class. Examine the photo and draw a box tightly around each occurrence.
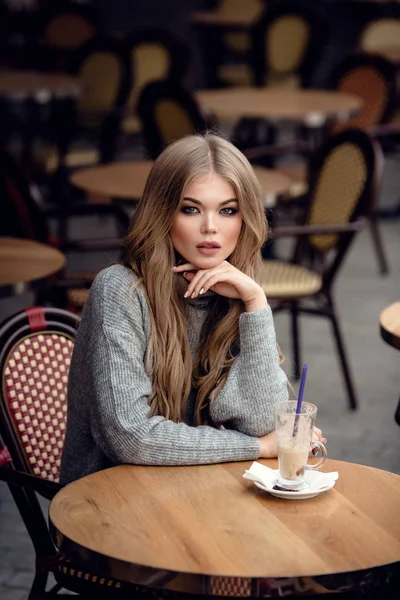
[253,470,336,500]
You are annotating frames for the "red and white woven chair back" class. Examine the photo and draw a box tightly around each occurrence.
[3,331,74,482]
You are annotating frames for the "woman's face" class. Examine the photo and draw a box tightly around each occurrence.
[170,171,243,270]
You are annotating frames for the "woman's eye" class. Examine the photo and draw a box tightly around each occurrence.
[181,206,199,214]
[220,207,238,215]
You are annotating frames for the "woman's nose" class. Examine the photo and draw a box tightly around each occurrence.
[200,215,218,234]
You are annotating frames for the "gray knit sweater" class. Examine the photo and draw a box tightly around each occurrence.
[60,264,288,484]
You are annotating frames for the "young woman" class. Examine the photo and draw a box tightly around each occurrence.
[60,133,324,484]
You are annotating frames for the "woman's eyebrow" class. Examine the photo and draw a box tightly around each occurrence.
[182,197,238,206]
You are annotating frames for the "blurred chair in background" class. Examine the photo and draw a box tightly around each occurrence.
[358,17,400,55]
[41,35,132,178]
[277,52,397,274]
[0,306,143,598]
[330,53,398,135]
[137,79,209,157]
[229,0,329,182]
[262,129,383,410]
[35,1,98,72]
[121,28,191,138]
[220,0,328,88]
[216,0,264,80]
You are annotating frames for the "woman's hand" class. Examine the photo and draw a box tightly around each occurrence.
[258,427,327,458]
[173,261,267,312]
[311,426,327,454]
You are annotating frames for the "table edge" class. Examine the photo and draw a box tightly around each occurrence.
[49,459,400,596]
[48,520,400,596]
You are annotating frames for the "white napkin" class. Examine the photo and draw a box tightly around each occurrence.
[243,461,339,491]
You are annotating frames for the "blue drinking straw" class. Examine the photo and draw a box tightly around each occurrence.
[292,364,308,437]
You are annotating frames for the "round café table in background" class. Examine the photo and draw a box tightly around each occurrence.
[70,160,292,205]
[380,301,400,425]
[49,458,400,597]
[0,237,66,286]
[0,70,81,101]
[196,88,363,126]
[192,9,261,28]
[380,301,400,351]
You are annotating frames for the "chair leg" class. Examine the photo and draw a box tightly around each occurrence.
[290,303,301,379]
[368,214,389,276]
[28,568,49,600]
[327,304,358,410]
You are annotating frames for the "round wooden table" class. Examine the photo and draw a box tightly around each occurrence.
[70,160,292,204]
[196,88,362,126]
[380,301,400,425]
[380,301,400,351]
[192,10,261,28]
[0,237,66,286]
[49,459,400,597]
[0,70,81,101]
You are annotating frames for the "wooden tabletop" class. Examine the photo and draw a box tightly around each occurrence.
[192,9,261,28]
[0,70,81,100]
[0,237,65,286]
[196,88,363,125]
[380,301,400,351]
[70,160,154,200]
[70,160,292,201]
[49,459,400,596]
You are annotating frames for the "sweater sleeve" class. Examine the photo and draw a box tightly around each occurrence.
[209,306,289,437]
[84,267,260,466]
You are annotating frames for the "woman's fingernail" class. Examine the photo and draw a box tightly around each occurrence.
[191,292,196,299]
[199,288,205,295]
[172,266,176,270]
[183,271,187,279]
[184,291,188,298]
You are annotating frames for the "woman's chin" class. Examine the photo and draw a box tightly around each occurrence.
[191,257,222,270]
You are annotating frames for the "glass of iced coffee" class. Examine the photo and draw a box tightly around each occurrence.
[275,401,327,490]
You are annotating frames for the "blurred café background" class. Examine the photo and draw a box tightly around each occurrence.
[0,0,400,596]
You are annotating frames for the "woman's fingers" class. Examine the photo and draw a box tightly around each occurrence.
[173,263,196,273]
[185,268,227,298]
[313,427,322,438]
[311,427,327,454]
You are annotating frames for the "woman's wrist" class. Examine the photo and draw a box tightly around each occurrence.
[244,287,268,312]
[258,430,278,459]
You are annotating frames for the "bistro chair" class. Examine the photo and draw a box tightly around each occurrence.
[36,1,98,72]
[42,36,132,175]
[121,29,190,137]
[261,129,383,411]
[329,53,398,135]
[216,0,265,80]
[136,80,209,158]
[276,53,396,275]
[0,307,141,599]
[0,307,78,598]
[359,17,400,55]
[220,0,328,89]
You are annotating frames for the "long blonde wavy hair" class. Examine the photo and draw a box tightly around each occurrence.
[123,133,268,425]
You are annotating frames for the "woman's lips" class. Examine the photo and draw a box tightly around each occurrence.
[196,246,221,255]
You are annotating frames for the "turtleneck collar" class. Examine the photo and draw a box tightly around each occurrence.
[175,274,216,310]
